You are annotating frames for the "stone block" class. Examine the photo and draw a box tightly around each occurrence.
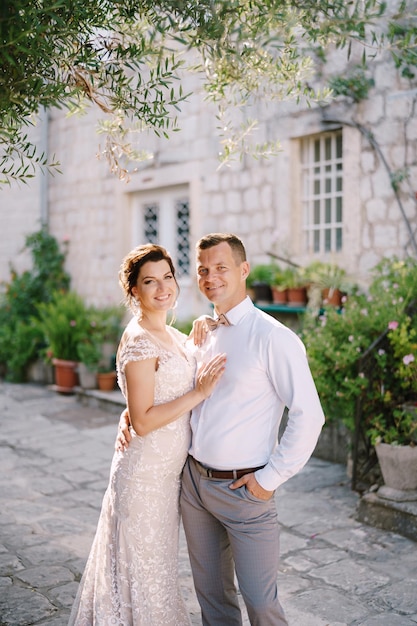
[361,150,376,174]
[374,223,398,249]
[313,420,351,464]
[366,197,386,221]
[357,491,417,541]
[0,586,56,625]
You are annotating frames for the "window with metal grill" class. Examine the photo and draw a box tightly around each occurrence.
[301,131,343,253]
[138,188,190,277]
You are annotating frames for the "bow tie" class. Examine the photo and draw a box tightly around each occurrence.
[206,313,231,331]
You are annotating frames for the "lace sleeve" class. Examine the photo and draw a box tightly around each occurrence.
[118,337,159,375]
[117,336,159,398]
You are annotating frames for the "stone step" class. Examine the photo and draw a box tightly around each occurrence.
[357,489,417,542]
[76,387,125,413]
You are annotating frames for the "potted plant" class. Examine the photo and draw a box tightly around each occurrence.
[247,264,278,304]
[77,339,102,389]
[304,261,351,307]
[77,305,124,391]
[369,408,417,491]
[91,305,124,361]
[280,267,308,306]
[97,355,117,391]
[270,265,288,304]
[35,290,91,393]
[366,316,417,490]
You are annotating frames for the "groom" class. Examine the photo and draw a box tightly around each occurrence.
[119,232,324,626]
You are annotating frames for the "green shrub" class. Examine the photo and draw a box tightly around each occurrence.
[301,256,417,438]
[247,263,280,287]
[0,229,71,381]
[77,305,124,371]
[329,67,375,102]
[34,291,91,362]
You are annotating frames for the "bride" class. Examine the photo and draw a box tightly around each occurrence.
[68,243,226,625]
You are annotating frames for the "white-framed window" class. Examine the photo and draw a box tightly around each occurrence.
[301,130,343,253]
[133,186,191,278]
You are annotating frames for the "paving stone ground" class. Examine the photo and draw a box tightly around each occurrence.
[1,381,417,626]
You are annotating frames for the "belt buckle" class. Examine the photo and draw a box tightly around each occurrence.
[206,467,213,478]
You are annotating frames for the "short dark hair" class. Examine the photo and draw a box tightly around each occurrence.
[196,233,247,264]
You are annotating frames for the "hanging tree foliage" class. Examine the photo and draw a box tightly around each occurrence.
[1,0,417,185]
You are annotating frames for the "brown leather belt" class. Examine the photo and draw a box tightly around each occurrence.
[191,456,265,480]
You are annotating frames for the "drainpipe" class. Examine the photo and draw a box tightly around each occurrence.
[39,107,49,230]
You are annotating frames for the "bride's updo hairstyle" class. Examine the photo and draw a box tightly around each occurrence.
[119,243,179,312]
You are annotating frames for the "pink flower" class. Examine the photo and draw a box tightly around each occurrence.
[403,354,415,365]
[388,320,399,330]
[70,320,76,327]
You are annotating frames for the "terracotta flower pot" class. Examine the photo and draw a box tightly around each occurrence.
[52,358,79,394]
[322,287,344,307]
[286,287,307,307]
[97,371,117,391]
[271,287,287,304]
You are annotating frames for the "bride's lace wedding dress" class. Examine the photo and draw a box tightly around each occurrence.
[68,321,194,625]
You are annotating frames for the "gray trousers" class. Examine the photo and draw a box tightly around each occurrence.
[180,457,288,626]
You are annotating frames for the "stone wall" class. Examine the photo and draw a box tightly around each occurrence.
[0,119,44,283]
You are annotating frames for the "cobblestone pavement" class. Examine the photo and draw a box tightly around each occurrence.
[1,382,417,626]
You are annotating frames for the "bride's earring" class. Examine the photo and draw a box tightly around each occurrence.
[171,286,179,311]
[132,298,142,317]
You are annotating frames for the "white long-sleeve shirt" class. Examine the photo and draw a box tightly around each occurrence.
[188,296,325,491]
